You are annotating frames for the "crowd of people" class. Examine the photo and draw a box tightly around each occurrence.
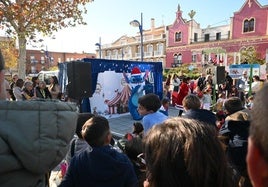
[164,69,266,115]
[3,73,61,102]
[1,45,268,187]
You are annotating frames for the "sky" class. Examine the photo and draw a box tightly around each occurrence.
[38,0,267,53]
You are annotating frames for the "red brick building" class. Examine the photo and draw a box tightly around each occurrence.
[166,0,268,68]
[26,50,95,74]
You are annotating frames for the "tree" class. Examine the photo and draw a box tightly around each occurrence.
[0,39,18,71]
[240,46,265,65]
[0,0,94,78]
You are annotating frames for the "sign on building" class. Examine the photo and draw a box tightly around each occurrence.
[229,64,260,79]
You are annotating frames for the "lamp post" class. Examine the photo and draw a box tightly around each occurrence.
[130,13,143,61]
[95,37,102,59]
[41,45,51,70]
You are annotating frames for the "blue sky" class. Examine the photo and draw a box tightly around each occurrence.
[43,0,267,53]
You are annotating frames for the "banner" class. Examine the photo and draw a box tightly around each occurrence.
[229,64,260,79]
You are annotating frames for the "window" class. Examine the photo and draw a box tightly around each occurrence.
[173,54,182,67]
[216,32,221,40]
[192,53,197,62]
[30,56,35,64]
[157,43,163,52]
[243,18,255,32]
[137,46,141,54]
[194,33,198,42]
[249,18,254,31]
[175,32,182,42]
[147,44,153,53]
[40,56,45,64]
[204,34,210,42]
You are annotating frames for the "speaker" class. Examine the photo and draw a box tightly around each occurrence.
[214,66,225,84]
[67,61,92,99]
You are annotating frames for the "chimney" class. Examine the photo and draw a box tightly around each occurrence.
[151,18,155,31]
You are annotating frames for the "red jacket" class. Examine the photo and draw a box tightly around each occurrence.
[177,82,189,105]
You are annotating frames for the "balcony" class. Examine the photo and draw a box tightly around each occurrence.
[135,53,142,58]
[154,50,164,56]
[144,52,153,57]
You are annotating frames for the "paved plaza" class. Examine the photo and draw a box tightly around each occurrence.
[108,106,179,138]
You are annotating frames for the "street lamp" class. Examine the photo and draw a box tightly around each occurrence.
[95,37,102,58]
[40,45,51,70]
[130,13,143,61]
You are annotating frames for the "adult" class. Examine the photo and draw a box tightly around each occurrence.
[197,72,206,91]
[0,51,5,99]
[48,75,61,99]
[250,75,261,95]
[31,76,39,88]
[172,73,180,92]
[12,78,24,101]
[171,73,180,106]
[35,80,52,99]
[164,74,171,91]
[247,83,268,187]
[0,49,78,187]
[22,81,36,100]
[236,70,249,92]
[182,94,217,127]
[9,73,19,101]
[0,77,10,100]
[164,74,171,100]
[225,71,233,93]
[59,115,138,187]
[177,77,190,116]
[143,118,235,187]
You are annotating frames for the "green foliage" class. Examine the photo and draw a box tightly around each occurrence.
[240,46,265,65]
[163,63,201,80]
[0,0,94,78]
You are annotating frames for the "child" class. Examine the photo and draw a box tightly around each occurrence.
[138,93,168,134]
[215,110,226,130]
[132,122,144,138]
[246,95,254,110]
[216,92,227,112]
[201,88,212,110]
[159,97,170,116]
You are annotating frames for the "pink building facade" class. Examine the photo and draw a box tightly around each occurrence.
[166,0,268,69]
